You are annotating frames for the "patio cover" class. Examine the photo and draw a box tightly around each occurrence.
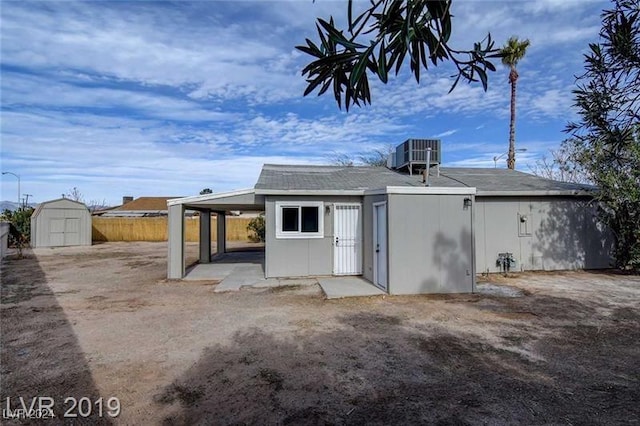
[167,189,265,279]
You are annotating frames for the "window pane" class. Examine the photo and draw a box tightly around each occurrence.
[282,207,299,232]
[301,206,319,233]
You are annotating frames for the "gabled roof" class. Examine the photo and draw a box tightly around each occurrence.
[255,164,595,196]
[32,198,89,217]
[255,164,437,192]
[114,196,183,211]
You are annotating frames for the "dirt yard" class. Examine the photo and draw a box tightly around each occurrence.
[1,242,639,425]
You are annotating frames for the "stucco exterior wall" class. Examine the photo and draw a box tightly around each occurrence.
[387,194,474,294]
[264,195,362,278]
[31,199,92,248]
[475,196,613,273]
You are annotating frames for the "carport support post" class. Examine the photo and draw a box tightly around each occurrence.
[199,209,211,263]
[216,211,226,255]
[168,203,186,279]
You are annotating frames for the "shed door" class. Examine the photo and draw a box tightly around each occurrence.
[333,204,362,275]
[49,218,65,246]
[373,203,388,291]
[64,218,81,245]
[49,217,80,246]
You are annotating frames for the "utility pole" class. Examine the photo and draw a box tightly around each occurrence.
[23,194,33,208]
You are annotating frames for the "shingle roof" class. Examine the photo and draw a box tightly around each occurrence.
[439,168,592,193]
[255,164,594,195]
[114,196,183,211]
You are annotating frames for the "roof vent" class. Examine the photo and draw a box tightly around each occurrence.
[390,138,441,175]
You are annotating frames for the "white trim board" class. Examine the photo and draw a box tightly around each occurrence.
[167,189,255,206]
[365,186,477,195]
[256,186,476,196]
[255,189,365,196]
[477,190,593,197]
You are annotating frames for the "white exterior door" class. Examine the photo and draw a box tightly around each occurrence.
[373,202,388,291]
[333,204,362,275]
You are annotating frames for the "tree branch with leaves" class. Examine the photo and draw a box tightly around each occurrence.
[565,0,640,270]
[297,0,501,111]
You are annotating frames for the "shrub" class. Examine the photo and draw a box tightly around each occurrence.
[247,214,265,243]
[1,207,34,256]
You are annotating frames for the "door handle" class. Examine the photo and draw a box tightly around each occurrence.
[376,244,380,253]
[335,237,339,246]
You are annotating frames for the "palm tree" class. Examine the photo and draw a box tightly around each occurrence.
[501,36,530,169]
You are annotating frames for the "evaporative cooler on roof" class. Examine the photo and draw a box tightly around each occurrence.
[393,138,441,175]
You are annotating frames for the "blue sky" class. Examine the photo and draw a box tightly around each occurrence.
[1,0,608,206]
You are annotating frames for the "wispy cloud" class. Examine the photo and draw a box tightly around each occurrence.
[432,129,459,138]
[0,0,610,204]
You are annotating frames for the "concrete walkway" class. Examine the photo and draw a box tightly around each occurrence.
[214,264,266,292]
[184,262,266,292]
[185,253,385,298]
[317,276,386,299]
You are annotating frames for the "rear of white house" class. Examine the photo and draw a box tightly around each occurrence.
[167,163,613,295]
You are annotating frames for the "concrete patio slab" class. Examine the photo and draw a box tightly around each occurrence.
[183,249,265,283]
[318,276,386,299]
[184,263,237,281]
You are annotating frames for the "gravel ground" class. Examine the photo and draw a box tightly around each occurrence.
[1,242,639,425]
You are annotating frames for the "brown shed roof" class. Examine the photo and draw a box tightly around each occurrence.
[114,196,183,211]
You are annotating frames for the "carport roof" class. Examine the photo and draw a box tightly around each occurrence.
[167,189,265,211]
[255,164,595,196]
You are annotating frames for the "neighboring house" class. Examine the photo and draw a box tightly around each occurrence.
[99,196,183,217]
[31,198,92,248]
[167,147,612,295]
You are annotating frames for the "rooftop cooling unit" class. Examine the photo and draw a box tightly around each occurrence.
[393,138,441,175]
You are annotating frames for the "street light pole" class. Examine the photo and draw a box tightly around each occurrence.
[2,172,20,207]
[493,149,527,168]
[493,153,507,168]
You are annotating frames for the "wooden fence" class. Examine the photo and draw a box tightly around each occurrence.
[92,217,253,242]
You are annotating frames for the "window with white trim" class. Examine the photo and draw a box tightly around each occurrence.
[275,201,324,238]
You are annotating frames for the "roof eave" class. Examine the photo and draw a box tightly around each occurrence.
[254,189,366,196]
[167,189,256,206]
[255,186,477,196]
[477,189,595,197]
[366,186,476,195]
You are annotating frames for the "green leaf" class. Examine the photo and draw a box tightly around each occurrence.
[377,41,388,83]
[316,23,330,53]
[475,66,488,91]
[318,18,348,47]
[441,13,452,43]
[448,73,462,94]
[426,0,447,19]
[349,43,376,89]
[303,68,333,97]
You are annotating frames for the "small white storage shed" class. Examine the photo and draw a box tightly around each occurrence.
[31,198,92,248]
